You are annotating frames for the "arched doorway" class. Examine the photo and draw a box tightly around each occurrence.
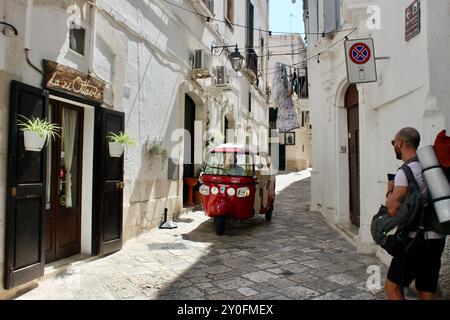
[224,114,236,144]
[183,94,196,205]
[345,84,360,227]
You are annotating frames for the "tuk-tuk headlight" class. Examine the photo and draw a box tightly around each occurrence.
[211,187,219,195]
[199,185,210,196]
[237,187,250,198]
[227,188,236,197]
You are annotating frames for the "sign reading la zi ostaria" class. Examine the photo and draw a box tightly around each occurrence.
[43,60,105,103]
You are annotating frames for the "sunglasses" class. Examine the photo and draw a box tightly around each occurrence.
[391,140,395,146]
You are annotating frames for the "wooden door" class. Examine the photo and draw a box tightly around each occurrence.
[346,84,360,228]
[45,101,83,263]
[92,108,124,255]
[4,81,49,289]
[183,95,196,204]
[279,144,286,171]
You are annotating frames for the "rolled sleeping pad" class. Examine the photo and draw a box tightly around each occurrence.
[417,145,450,223]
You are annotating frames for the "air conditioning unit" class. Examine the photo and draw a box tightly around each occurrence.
[191,49,211,79]
[214,66,231,91]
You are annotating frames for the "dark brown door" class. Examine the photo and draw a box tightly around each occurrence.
[183,95,196,204]
[279,144,286,171]
[45,100,83,263]
[346,84,360,227]
[4,81,48,289]
[93,107,124,255]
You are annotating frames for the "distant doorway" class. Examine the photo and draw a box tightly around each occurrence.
[279,144,286,171]
[183,95,196,205]
[345,84,360,228]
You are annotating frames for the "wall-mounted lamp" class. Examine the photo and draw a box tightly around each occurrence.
[0,21,18,37]
[211,44,245,72]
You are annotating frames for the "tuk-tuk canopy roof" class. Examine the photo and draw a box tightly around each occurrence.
[210,144,259,155]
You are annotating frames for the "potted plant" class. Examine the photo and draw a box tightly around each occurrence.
[107,131,138,157]
[17,115,60,152]
[146,142,168,169]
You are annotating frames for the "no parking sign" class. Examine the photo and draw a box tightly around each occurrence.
[345,38,377,84]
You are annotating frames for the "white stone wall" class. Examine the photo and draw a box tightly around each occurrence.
[0,0,269,294]
[305,0,450,254]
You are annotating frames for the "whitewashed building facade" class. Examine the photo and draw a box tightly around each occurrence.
[0,0,269,297]
[304,0,450,264]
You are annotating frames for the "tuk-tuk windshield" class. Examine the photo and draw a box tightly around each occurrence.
[204,152,254,177]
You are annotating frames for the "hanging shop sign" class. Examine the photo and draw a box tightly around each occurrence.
[43,59,105,103]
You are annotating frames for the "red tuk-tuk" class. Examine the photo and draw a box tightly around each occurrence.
[199,144,276,235]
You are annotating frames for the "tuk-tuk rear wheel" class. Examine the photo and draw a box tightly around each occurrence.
[215,216,226,236]
[265,209,273,222]
[265,204,274,222]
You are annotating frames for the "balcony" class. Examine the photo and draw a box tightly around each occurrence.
[245,48,258,83]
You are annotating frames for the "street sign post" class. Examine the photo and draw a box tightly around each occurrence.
[345,38,377,84]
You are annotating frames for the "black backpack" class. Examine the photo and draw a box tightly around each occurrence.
[371,160,426,256]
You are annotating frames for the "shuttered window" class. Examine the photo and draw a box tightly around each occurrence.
[246,0,254,48]
[324,0,341,34]
[225,0,234,25]
[202,0,214,14]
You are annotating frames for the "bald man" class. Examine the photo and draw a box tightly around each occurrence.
[384,128,446,300]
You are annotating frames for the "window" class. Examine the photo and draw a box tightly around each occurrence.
[324,0,341,34]
[246,0,254,48]
[202,0,214,14]
[248,92,252,113]
[69,27,86,56]
[225,0,234,26]
[260,37,265,78]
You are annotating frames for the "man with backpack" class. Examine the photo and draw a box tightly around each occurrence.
[384,128,446,300]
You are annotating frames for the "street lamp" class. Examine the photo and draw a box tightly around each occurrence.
[0,21,18,37]
[211,44,245,72]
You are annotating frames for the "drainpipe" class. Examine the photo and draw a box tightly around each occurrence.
[88,0,97,74]
[24,0,33,50]
[24,0,43,75]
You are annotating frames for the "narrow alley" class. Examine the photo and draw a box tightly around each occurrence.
[16,171,386,300]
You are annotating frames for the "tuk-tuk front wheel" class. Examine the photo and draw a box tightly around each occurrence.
[215,216,226,236]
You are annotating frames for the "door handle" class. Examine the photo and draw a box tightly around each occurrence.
[11,187,17,197]
[116,182,125,190]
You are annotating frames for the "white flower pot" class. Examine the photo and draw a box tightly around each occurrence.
[23,131,46,152]
[109,142,124,158]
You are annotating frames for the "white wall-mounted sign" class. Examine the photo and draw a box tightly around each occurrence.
[345,38,377,84]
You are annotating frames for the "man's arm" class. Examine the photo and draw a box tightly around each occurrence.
[385,186,408,217]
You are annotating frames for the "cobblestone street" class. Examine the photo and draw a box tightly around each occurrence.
[17,171,387,300]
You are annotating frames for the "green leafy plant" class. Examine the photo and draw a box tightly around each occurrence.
[147,142,168,161]
[17,115,61,143]
[107,131,139,147]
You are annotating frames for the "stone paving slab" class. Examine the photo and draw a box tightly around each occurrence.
[16,170,389,300]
